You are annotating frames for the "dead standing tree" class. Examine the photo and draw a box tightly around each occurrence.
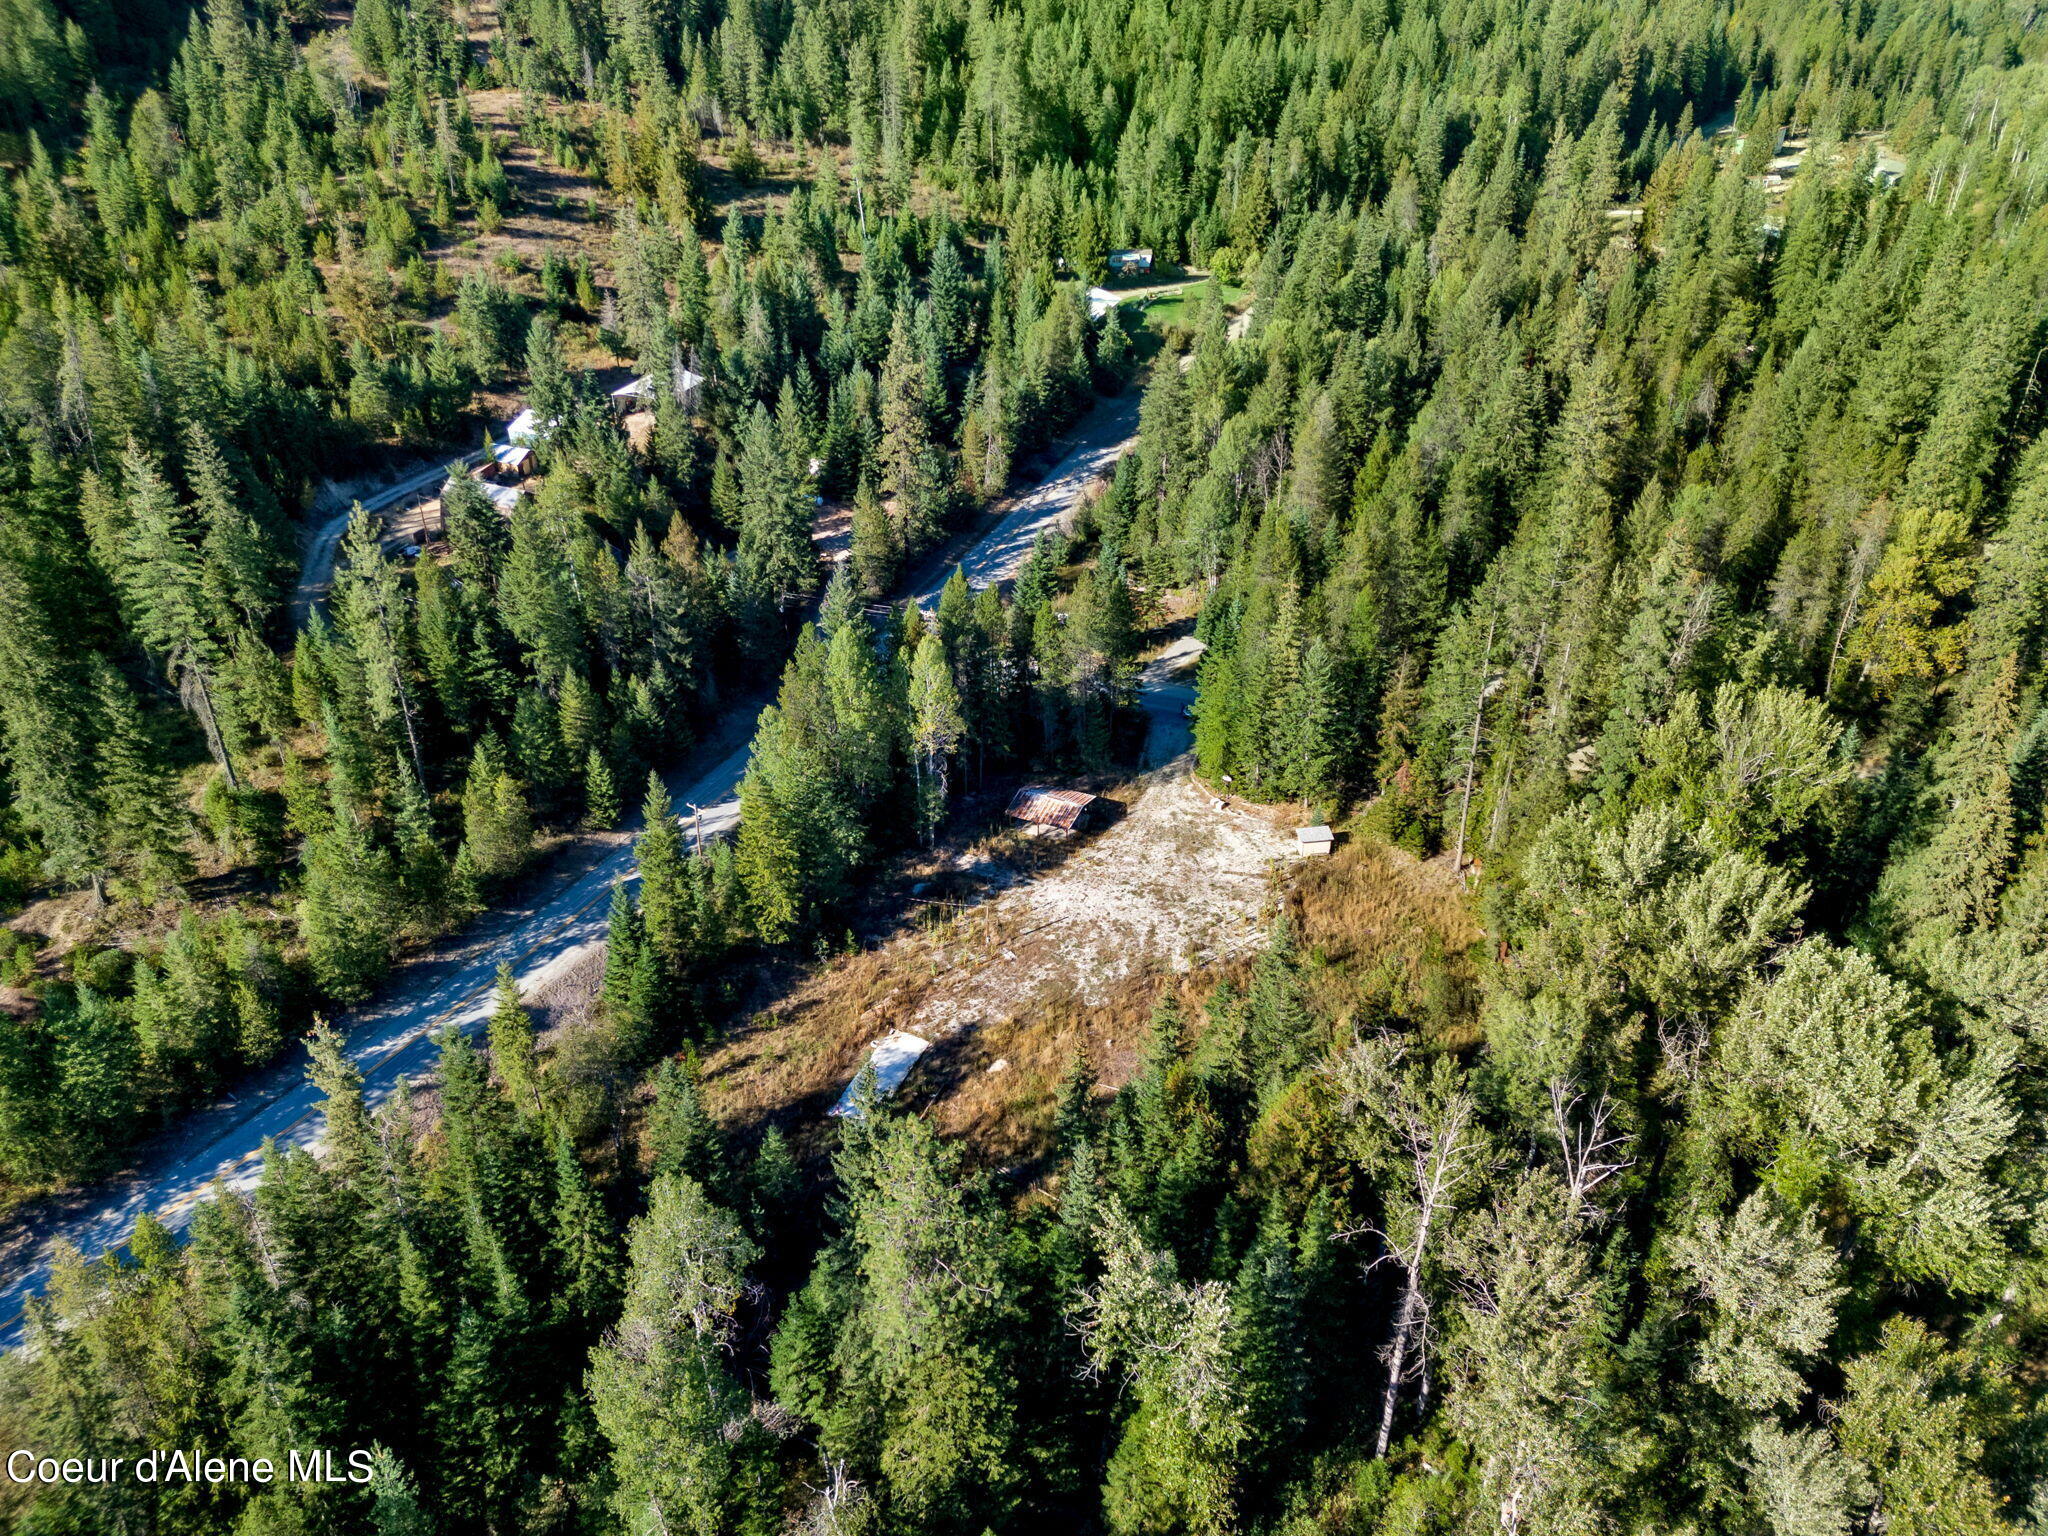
[1337,1038,1490,1458]
[1547,1080,1634,1223]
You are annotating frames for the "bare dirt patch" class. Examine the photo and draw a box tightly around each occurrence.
[696,763,1321,1155]
[524,936,608,1043]
[445,90,615,284]
[694,798,1488,1182]
[899,767,1302,1036]
[810,500,853,565]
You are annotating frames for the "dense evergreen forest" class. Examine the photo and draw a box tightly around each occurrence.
[3,0,2048,1531]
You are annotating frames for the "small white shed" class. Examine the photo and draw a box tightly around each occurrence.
[507,408,558,446]
[1296,825,1335,858]
[613,369,705,411]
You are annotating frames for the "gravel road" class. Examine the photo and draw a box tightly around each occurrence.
[290,452,483,629]
[0,386,1149,1344]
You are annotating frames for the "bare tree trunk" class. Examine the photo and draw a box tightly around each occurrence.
[1451,614,1497,880]
[188,665,241,791]
[1824,539,1877,698]
[1374,1263,1423,1457]
[1452,722,1483,878]
[1485,741,1516,852]
[1345,1045,1479,1462]
[394,669,428,788]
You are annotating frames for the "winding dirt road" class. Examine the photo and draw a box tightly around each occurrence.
[290,452,484,629]
[0,386,1146,1344]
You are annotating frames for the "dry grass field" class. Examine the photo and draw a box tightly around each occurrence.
[690,778,1486,1174]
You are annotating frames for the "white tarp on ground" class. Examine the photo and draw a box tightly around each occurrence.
[830,1030,932,1117]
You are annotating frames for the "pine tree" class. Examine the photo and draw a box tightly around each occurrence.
[584,747,621,829]
[735,762,809,944]
[89,656,192,889]
[186,423,279,632]
[511,685,573,809]
[928,233,971,361]
[736,401,818,608]
[523,314,575,439]
[1844,506,1973,695]
[831,1112,1021,1528]
[1230,1226,1310,1492]
[1883,654,2021,938]
[0,557,104,890]
[907,631,963,843]
[1672,1188,1843,1413]
[1054,1043,1098,1156]
[849,472,896,597]
[391,753,452,929]
[120,441,239,786]
[463,746,533,882]
[824,611,898,809]
[603,883,646,1009]
[648,1054,726,1194]
[558,668,604,768]
[636,771,695,986]
[367,1447,435,1536]
[1837,1319,2009,1536]
[334,506,431,786]
[1443,1172,1607,1535]
[487,965,543,1121]
[1743,1424,1856,1536]
[588,1174,768,1536]
[1297,636,1350,811]
[880,301,940,547]
[747,1125,803,1256]
[443,475,511,593]
[1244,920,1313,1086]
[300,800,402,1003]
[1082,1201,1245,1536]
[547,1129,619,1326]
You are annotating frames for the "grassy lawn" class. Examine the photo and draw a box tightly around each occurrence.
[1129,280,1249,330]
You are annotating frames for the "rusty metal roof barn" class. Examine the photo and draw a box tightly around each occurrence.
[1006,787,1102,830]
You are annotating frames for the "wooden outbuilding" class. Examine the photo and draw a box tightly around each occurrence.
[475,442,534,481]
[1006,787,1104,831]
